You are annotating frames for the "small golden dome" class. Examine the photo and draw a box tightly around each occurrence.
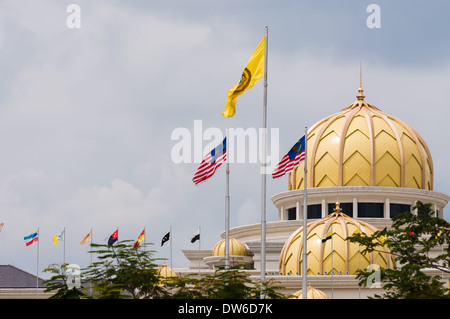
[292,284,329,299]
[279,207,395,276]
[157,263,178,283]
[289,87,433,190]
[212,237,248,256]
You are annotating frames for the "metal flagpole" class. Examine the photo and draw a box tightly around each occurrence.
[90,227,93,265]
[36,226,40,299]
[63,226,66,265]
[358,224,361,299]
[331,224,334,299]
[225,128,230,269]
[198,226,201,280]
[260,25,269,288]
[302,126,308,299]
[170,226,173,277]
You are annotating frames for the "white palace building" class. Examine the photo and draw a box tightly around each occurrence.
[176,84,450,299]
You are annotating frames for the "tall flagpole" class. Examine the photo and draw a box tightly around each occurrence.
[143,226,146,251]
[90,227,93,265]
[358,224,361,299]
[63,226,66,265]
[198,226,201,280]
[225,128,230,268]
[302,126,308,299]
[331,224,334,299]
[36,226,40,299]
[260,25,269,288]
[170,226,173,277]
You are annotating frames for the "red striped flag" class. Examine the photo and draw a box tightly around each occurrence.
[24,232,38,246]
[193,137,227,185]
[272,135,305,179]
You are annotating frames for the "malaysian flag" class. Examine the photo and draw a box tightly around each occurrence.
[272,135,305,179]
[192,137,227,185]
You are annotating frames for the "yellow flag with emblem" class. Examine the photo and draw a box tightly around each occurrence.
[222,36,265,118]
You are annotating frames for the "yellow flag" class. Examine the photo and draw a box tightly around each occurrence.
[222,36,265,118]
[52,234,58,246]
[52,230,64,246]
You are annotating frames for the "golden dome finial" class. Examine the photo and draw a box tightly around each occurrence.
[357,62,365,100]
[333,201,342,213]
[333,186,341,213]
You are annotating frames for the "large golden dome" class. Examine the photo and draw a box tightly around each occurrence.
[289,86,433,190]
[279,203,396,276]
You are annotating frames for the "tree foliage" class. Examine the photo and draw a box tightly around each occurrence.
[171,266,287,299]
[42,263,84,299]
[347,201,450,299]
[81,240,168,299]
[43,241,288,299]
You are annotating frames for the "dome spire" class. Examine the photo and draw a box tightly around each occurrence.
[334,201,342,214]
[334,186,341,214]
[357,62,365,100]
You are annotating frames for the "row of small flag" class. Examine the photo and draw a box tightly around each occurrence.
[19,227,201,249]
[22,228,95,247]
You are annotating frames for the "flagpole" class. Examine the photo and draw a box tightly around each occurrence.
[225,127,230,269]
[331,224,334,299]
[90,227,93,265]
[358,224,361,299]
[36,226,39,299]
[302,126,308,299]
[170,226,173,278]
[198,226,201,280]
[260,25,269,290]
[63,226,66,265]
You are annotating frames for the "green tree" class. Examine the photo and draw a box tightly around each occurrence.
[82,240,169,299]
[348,201,450,299]
[42,263,84,299]
[171,265,287,299]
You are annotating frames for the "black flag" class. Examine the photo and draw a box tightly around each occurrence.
[191,228,200,243]
[161,231,170,247]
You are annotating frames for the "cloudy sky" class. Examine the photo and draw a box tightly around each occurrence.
[0,0,449,279]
